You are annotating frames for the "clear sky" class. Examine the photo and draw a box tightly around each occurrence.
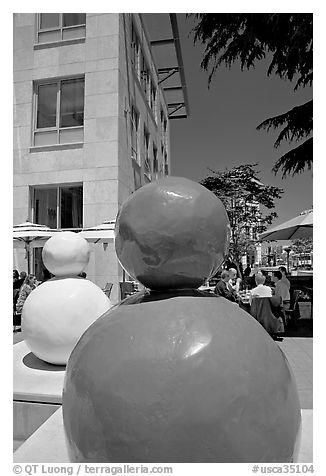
[170,14,313,228]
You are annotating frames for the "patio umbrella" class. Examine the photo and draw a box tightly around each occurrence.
[259,209,313,242]
[13,221,61,273]
[78,220,115,244]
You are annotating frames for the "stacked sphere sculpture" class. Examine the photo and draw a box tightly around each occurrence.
[63,177,301,462]
[22,231,112,365]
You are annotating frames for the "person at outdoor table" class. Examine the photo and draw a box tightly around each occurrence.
[250,263,261,276]
[228,268,242,293]
[272,270,291,310]
[13,269,19,284]
[13,269,20,311]
[16,274,37,314]
[214,270,238,302]
[243,264,251,277]
[13,270,27,311]
[249,273,272,304]
[278,266,291,290]
[13,270,26,290]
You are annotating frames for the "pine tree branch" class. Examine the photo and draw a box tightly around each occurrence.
[272,138,313,177]
[256,100,312,147]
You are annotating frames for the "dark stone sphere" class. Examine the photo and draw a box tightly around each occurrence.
[63,295,301,463]
[114,177,230,290]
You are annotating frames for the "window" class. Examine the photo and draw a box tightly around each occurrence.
[164,151,169,176]
[153,144,158,180]
[33,77,84,146]
[163,117,167,141]
[161,110,168,144]
[160,142,165,177]
[130,106,140,165]
[32,185,83,229]
[149,81,157,119]
[37,13,86,44]
[144,127,151,180]
[133,168,142,190]
[130,22,157,118]
[131,23,140,75]
[140,56,150,98]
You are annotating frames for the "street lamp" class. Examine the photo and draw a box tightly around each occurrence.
[284,247,292,274]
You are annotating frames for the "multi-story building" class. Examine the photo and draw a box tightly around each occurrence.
[13,13,189,303]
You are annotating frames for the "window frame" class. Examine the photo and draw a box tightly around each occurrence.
[130,20,158,121]
[152,143,158,180]
[31,184,83,230]
[149,79,157,120]
[130,105,140,165]
[140,55,150,98]
[143,126,151,180]
[164,150,169,176]
[32,76,85,147]
[131,22,140,77]
[36,13,86,45]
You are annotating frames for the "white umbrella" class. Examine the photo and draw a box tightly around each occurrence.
[259,209,313,242]
[78,220,115,244]
[13,221,61,273]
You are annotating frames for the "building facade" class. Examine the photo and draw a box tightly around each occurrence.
[13,13,188,303]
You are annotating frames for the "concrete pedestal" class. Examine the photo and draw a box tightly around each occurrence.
[14,407,313,463]
[13,341,65,449]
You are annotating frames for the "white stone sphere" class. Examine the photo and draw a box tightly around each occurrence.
[42,232,90,276]
[22,278,112,365]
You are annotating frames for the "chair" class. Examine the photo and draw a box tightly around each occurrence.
[102,282,113,299]
[284,290,301,329]
[250,296,283,336]
[119,281,135,300]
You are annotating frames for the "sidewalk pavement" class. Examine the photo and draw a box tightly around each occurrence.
[277,337,313,409]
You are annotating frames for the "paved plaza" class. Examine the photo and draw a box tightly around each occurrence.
[278,337,313,409]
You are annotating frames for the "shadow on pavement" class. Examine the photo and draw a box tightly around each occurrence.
[285,319,313,338]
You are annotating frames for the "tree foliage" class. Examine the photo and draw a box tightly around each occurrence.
[291,237,313,255]
[200,164,283,264]
[257,101,312,177]
[189,13,313,178]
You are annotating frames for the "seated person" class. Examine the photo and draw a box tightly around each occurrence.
[250,273,272,304]
[243,264,251,277]
[228,267,242,293]
[13,270,26,290]
[16,274,37,314]
[214,270,238,302]
[13,270,27,312]
[272,270,291,310]
[261,270,273,287]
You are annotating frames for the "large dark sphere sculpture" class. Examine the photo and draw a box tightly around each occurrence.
[114,176,231,289]
[62,177,301,463]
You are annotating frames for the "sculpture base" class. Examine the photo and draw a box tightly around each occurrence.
[13,408,312,463]
[13,341,65,449]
